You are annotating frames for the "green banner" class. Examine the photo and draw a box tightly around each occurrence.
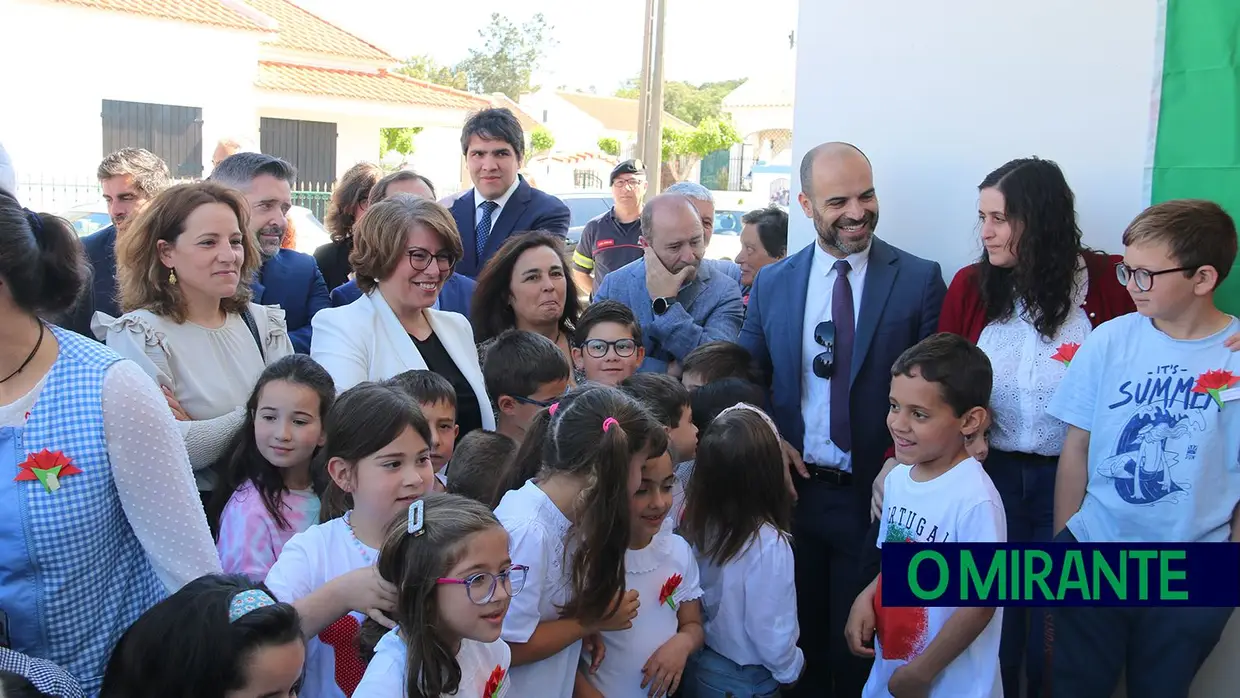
[1150,0,1240,313]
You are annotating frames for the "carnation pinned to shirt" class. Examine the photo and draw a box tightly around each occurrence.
[659,573,683,611]
[1051,342,1081,367]
[15,449,81,493]
[1193,369,1240,410]
[484,665,507,698]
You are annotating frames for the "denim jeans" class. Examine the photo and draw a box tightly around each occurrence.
[984,448,1058,698]
[684,646,781,698]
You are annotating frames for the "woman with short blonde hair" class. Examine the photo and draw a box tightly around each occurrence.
[97,182,294,497]
[312,193,493,437]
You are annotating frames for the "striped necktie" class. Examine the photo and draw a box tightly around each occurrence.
[476,200,499,259]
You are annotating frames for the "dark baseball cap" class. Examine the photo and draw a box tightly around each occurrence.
[610,159,646,184]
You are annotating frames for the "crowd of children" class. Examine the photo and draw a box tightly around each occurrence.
[4,197,1238,698]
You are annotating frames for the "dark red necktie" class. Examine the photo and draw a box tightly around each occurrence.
[830,259,854,452]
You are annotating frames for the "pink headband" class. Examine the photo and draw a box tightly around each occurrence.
[602,417,619,433]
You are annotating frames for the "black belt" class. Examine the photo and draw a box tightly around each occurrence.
[805,463,852,486]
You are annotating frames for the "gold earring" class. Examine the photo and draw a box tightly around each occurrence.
[168,268,178,285]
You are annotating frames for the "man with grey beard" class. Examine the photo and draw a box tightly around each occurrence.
[209,153,329,353]
[738,142,946,698]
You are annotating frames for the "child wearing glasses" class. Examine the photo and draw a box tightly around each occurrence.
[483,329,572,445]
[572,300,646,386]
[1045,200,1240,698]
[354,495,525,698]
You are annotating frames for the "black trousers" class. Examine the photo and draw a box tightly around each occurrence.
[785,478,872,698]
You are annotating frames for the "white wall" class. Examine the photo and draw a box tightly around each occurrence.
[518,90,606,154]
[790,0,1160,277]
[0,0,260,194]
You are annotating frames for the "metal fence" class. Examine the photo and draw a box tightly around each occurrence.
[291,181,333,221]
[699,148,756,192]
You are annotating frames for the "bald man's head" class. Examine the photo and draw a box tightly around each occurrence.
[641,193,705,274]
[798,141,878,257]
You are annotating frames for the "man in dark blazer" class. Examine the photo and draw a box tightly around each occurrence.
[740,142,946,698]
[444,108,570,278]
[209,153,330,354]
[63,148,171,339]
[328,273,476,317]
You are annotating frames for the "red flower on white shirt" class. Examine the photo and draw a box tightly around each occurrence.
[1050,342,1080,367]
[659,573,683,611]
[484,665,506,698]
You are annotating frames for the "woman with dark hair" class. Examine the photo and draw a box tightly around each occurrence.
[316,162,384,291]
[472,231,581,377]
[0,190,219,694]
[933,157,1133,696]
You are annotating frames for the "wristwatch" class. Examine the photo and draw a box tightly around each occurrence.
[652,296,678,315]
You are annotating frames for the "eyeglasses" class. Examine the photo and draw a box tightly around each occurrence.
[612,179,644,191]
[437,565,529,605]
[813,321,835,379]
[407,247,457,273]
[1115,262,1196,292]
[511,394,558,408]
[583,338,638,358]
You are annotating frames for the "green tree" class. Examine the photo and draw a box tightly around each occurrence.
[380,127,423,158]
[530,127,555,155]
[455,13,555,99]
[395,54,467,91]
[615,78,747,126]
[597,137,621,156]
[661,117,742,185]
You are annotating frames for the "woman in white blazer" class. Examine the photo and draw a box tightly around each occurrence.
[310,194,494,436]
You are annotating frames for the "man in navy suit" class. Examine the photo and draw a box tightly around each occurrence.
[740,142,945,697]
[329,273,476,317]
[444,108,570,278]
[63,148,171,339]
[209,153,329,354]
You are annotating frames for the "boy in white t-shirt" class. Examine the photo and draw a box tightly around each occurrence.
[1046,200,1240,698]
[846,333,1006,698]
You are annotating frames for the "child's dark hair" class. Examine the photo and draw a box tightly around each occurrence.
[681,407,792,566]
[0,671,55,698]
[890,333,993,417]
[385,369,457,409]
[100,574,302,698]
[690,378,767,432]
[484,329,571,406]
[207,355,335,536]
[358,494,503,697]
[681,341,760,385]
[619,373,689,428]
[493,385,667,623]
[320,382,433,521]
[447,430,517,505]
[572,299,643,347]
[1121,199,1238,290]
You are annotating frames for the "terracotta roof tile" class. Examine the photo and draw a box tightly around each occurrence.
[257,62,489,110]
[555,92,693,132]
[47,0,272,32]
[244,0,395,63]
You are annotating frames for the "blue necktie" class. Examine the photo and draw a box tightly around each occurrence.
[830,259,854,452]
[476,200,498,260]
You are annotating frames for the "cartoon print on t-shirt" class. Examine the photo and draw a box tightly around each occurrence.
[874,515,930,661]
[1099,365,1225,505]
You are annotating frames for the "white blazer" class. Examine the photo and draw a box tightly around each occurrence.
[310,290,496,430]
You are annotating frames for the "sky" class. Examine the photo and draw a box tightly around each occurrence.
[295,0,798,93]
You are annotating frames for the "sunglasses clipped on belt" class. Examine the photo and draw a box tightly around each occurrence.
[813,320,835,379]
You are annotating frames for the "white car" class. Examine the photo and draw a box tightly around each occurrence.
[60,199,330,256]
[706,209,746,262]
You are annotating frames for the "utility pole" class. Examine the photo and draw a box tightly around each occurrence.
[635,0,666,192]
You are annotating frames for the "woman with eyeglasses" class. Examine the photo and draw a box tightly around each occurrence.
[471,231,582,383]
[311,194,494,437]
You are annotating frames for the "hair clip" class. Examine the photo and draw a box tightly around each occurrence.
[228,589,276,623]
[408,499,425,536]
[548,402,559,417]
[602,416,619,433]
[22,209,42,236]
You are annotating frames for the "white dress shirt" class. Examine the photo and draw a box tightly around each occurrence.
[800,241,870,470]
[474,178,521,229]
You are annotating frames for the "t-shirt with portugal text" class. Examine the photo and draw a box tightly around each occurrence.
[864,457,1005,698]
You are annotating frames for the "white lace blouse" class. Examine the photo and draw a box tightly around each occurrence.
[976,261,1092,456]
[95,304,293,487]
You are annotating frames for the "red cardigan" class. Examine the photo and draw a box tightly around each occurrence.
[939,251,1136,341]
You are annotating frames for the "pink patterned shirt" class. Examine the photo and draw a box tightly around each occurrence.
[217,480,320,580]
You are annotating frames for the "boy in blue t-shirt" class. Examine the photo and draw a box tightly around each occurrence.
[1046,199,1240,698]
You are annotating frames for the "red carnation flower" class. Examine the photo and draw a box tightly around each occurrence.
[1193,369,1240,410]
[659,573,684,611]
[484,665,506,698]
[1050,342,1081,367]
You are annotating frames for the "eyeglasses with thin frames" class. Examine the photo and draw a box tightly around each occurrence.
[582,338,638,358]
[813,320,835,379]
[612,179,645,191]
[511,394,558,408]
[1115,262,1196,292]
[437,565,529,605]
[407,247,457,273]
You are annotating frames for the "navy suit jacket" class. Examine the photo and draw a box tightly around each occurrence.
[253,248,331,354]
[739,237,945,512]
[329,273,476,317]
[63,225,120,340]
[446,176,571,278]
